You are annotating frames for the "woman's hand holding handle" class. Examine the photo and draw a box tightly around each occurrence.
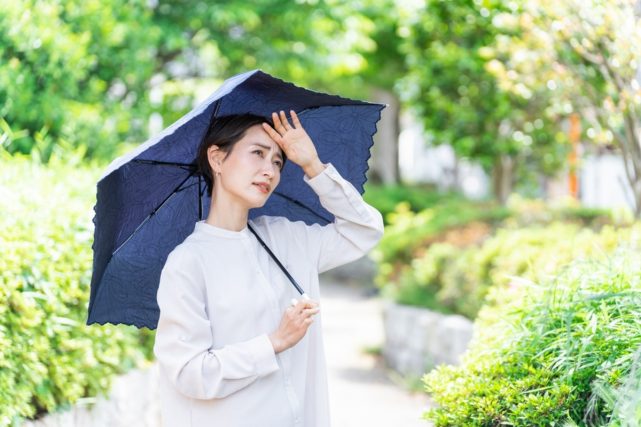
[269,299,320,354]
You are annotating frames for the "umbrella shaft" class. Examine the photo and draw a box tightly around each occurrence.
[247,224,305,296]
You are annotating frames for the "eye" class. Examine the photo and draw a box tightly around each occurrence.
[273,160,283,169]
[253,149,264,157]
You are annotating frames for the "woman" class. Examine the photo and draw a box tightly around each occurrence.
[153,110,384,427]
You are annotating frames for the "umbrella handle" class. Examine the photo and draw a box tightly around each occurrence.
[290,294,311,307]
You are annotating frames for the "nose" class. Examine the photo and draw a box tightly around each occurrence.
[261,158,277,178]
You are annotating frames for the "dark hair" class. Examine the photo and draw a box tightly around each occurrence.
[196,113,285,194]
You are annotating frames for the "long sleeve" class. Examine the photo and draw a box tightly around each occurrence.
[153,247,280,400]
[302,163,384,273]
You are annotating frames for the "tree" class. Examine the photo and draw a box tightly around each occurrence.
[399,0,566,202]
[2,0,399,166]
[352,0,407,185]
[147,0,405,183]
[488,0,641,214]
[0,0,159,160]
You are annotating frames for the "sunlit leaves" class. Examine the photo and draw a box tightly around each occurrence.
[424,231,641,425]
[400,0,567,193]
[489,0,641,137]
[0,158,155,424]
[0,0,158,160]
[2,0,402,162]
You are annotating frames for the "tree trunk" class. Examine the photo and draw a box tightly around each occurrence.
[619,115,641,217]
[491,155,514,205]
[368,88,400,185]
[632,183,641,218]
[629,0,641,216]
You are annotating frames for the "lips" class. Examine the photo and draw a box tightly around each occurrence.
[253,182,270,194]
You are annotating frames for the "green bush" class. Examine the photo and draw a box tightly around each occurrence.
[394,223,626,318]
[423,231,641,426]
[599,349,641,426]
[0,156,154,426]
[503,195,615,229]
[372,198,509,286]
[363,183,454,222]
[375,193,619,317]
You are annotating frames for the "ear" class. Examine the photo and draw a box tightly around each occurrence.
[207,145,224,175]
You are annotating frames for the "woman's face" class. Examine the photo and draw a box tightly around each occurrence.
[210,124,284,210]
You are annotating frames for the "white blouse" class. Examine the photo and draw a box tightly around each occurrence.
[153,163,384,427]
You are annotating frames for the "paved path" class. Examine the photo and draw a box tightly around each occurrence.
[320,276,432,427]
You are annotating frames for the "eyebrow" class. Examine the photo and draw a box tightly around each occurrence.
[252,143,283,160]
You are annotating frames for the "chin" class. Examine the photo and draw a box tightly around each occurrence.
[249,196,270,209]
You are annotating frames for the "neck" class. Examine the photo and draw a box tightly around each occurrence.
[205,200,249,231]
[205,195,249,232]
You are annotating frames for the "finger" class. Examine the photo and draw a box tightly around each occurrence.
[262,123,282,143]
[279,111,291,130]
[303,307,320,316]
[296,300,318,310]
[304,317,314,325]
[290,110,301,128]
[272,112,286,134]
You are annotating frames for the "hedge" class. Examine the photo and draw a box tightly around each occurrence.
[390,222,629,318]
[374,195,617,318]
[424,233,641,425]
[362,183,463,224]
[0,156,154,426]
[372,199,509,287]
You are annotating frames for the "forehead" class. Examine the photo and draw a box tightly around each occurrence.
[238,124,283,155]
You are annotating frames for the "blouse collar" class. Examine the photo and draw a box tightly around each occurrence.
[194,220,251,240]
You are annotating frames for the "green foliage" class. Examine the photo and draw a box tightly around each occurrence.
[376,194,618,317]
[372,196,509,272]
[354,0,407,92]
[362,183,460,223]
[398,0,568,197]
[0,0,158,160]
[1,0,404,164]
[0,157,154,425]
[150,0,381,90]
[424,241,641,426]
[602,349,641,426]
[389,223,596,318]
[487,0,641,215]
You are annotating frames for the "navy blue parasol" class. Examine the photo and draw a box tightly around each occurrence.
[87,69,385,329]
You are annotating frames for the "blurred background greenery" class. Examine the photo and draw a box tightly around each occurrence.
[3,0,641,426]
[5,0,640,206]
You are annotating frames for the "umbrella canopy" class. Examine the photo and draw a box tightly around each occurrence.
[87,69,384,329]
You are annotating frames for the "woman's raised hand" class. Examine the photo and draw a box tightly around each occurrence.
[262,110,325,178]
[268,299,320,354]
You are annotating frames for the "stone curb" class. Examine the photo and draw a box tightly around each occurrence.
[382,302,473,377]
[21,364,160,427]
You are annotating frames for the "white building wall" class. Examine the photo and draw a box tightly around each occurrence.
[398,115,489,199]
[580,153,635,212]
[398,113,635,212]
